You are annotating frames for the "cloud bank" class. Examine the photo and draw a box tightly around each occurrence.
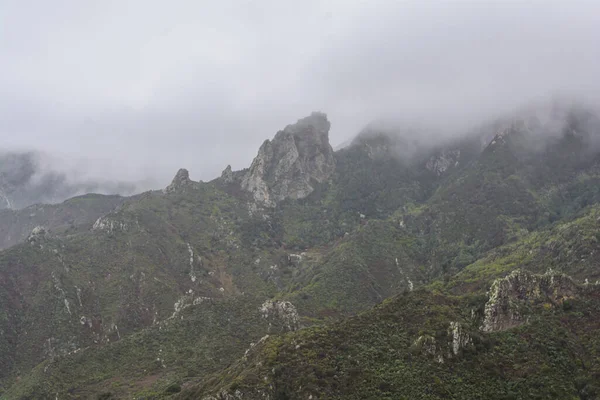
[1,0,599,187]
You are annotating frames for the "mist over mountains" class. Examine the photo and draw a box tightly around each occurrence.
[0,150,148,210]
[2,1,600,398]
[2,1,600,185]
[0,101,600,398]
[3,96,599,212]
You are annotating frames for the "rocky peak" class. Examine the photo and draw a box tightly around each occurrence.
[164,168,192,193]
[220,165,233,183]
[241,112,336,206]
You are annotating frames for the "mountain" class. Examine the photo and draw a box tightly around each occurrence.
[184,270,600,400]
[0,194,126,250]
[240,112,336,206]
[1,101,600,399]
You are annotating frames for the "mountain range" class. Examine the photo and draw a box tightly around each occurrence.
[1,99,599,399]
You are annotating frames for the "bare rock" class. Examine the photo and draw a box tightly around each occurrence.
[164,168,192,193]
[241,112,336,206]
[481,270,578,332]
[28,225,48,242]
[259,299,300,331]
[221,165,234,183]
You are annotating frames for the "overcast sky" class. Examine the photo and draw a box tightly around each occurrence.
[1,0,599,187]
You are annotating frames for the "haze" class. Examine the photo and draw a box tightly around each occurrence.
[1,0,599,188]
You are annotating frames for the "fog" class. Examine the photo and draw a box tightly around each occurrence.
[1,0,599,189]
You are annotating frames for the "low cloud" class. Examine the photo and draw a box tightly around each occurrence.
[1,0,599,187]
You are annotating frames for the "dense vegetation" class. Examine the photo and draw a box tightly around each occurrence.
[1,104,600,399]
[184,281,600,400]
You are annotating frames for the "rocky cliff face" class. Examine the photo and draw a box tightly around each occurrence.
[413,320,473,364]
[481,270,578,332]
[241,112,336,206]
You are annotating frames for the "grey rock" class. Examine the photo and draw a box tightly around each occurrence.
[221,165,234,183]
[481,270,577,332]
[164,168,192,193]
[259,299,300,332]
[241,112,336,206]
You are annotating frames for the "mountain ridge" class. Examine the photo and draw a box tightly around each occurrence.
[2,101,600,398]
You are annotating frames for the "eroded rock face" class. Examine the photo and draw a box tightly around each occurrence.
[481,270,578,332]
[92,216,128,233]
[448,321,472,356]
[221,165,234,183]
[413,335,445,364]
[164,168,193,193]
[259,299,300,331]
[412,321,472,363]
[241,112,336,206]
[27,225,48,244]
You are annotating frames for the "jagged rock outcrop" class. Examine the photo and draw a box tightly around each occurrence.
[412,321,472,363]
[164,168,193,193]
[481,270,578,332]
[221,165,234,183]
[27,225,47,243]
[448,321,472,356]
[241,112,336,206]
[259,299,300,331]
[413,335,445,364]
[92,215,128,233]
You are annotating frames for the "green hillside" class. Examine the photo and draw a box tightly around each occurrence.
[2,104,600,399]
